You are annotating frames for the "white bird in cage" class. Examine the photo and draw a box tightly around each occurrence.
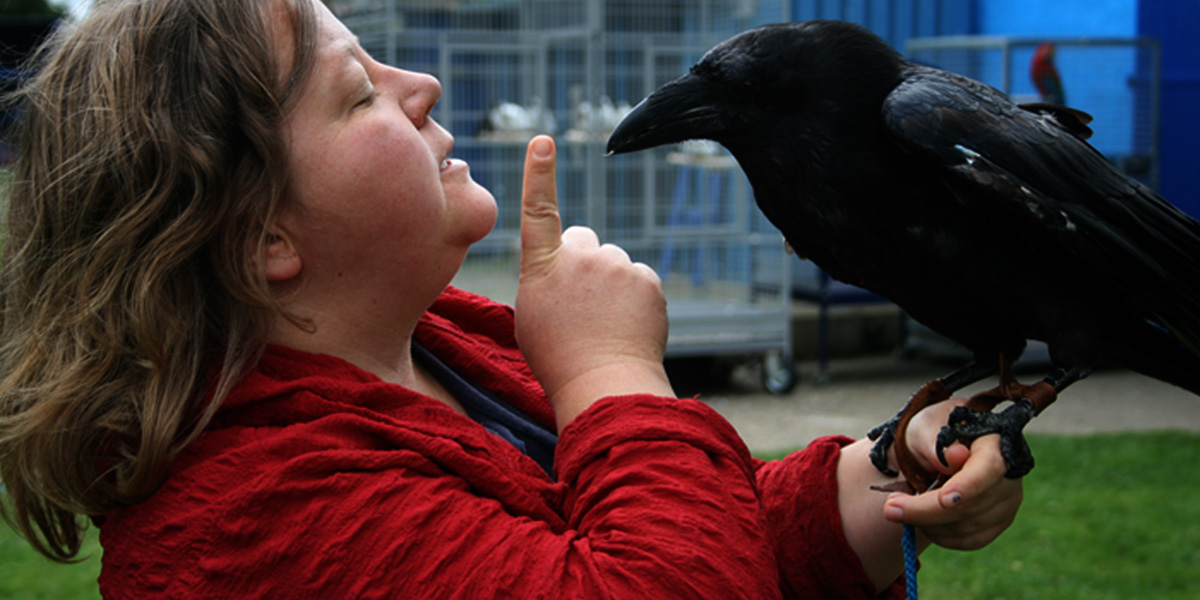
[525,97,557,134]
[487,101,532,132]
[570,92,634,138]
[480,99,557,139]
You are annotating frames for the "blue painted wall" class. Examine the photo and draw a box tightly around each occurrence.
[785,0,974,48]
[977,0,1136,36]
[1138,0,1200,217]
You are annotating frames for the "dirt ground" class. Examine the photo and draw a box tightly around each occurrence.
[677,353,1200,455]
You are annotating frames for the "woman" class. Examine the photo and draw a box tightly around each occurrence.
[0,0,1022,597]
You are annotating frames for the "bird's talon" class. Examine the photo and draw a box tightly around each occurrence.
[869,429,899,477]
[866,419,889,442]
[934,435,951,468]
[867,415,902,476]
[937,399,1038,479]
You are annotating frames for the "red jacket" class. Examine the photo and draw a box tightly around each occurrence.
[98,286,903,598]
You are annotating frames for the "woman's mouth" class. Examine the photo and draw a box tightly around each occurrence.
[440,157,468,176]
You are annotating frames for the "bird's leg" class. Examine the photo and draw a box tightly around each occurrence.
[868,359,999,492]
[936,364,1090,479]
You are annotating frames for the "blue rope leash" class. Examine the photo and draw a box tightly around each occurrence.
[902,523,919,599]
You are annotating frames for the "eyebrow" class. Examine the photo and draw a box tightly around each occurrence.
[307,37,368,111]
[334,32,365,60]
[332,38,358,61]
[333,36,374,82]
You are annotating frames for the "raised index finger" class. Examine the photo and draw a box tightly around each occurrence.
[520,135,562,275]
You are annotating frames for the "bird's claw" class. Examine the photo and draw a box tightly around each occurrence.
[936,398,1037,479]
[867,417,900,477]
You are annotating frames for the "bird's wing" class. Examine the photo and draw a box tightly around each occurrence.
[882,65,1200,346]
[1015,102,1092,139]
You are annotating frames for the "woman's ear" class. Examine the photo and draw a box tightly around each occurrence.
[262,229,302,282]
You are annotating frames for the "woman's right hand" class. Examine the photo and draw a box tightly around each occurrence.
[514,135,674,431]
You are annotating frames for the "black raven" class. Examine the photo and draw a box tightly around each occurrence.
[606,20,1200,493]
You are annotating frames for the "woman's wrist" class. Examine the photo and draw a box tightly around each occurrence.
[548,361,675,431]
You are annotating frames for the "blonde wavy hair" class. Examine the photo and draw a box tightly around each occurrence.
[0,0,316,561]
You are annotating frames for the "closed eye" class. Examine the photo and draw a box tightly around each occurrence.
[354,88,378,109]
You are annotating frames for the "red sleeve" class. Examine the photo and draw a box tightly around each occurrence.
[755,436,907,599]
[553,395,781,598]
[102,394,782,599]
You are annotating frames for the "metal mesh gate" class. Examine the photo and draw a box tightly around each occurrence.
[334,1,797,388]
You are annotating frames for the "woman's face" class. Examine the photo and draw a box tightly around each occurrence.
[274,0,497,307]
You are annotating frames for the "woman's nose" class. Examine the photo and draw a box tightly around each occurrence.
[395,69,441,128]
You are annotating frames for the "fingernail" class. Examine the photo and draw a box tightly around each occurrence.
[945,491,963,505]
[532,137,552,158]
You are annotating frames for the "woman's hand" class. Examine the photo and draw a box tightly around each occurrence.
[884,399,1024,550]
[514,136,673,431]
[840,398,1024,591]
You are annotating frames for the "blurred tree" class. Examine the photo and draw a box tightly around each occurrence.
[0,1,62,163]
[0,0,65,17]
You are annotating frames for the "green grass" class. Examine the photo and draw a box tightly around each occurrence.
[1,432,1198,598]
[0,524,101,600]
[916,431,1200,600]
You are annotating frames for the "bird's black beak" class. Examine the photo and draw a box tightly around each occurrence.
[606,72,723,156]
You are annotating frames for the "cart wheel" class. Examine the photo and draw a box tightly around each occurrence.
[762,351,797,395]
